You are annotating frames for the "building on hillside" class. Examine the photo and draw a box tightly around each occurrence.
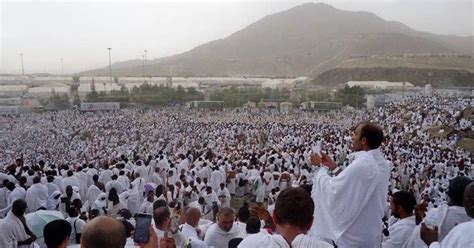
[366,94,386,109]
[243,101,257,108]
[262,79,294,89]
[300,101,342,111]
[346,81,414,90]
[0,85,28,97]
[80,102,120,111]
[27,83,71,98]
[33,77,74,85]
[187,101,224,109]
[424,84,433,95]
[0,76,31,85]
[0,105,20,115]
[79,77,114,84]
[77,83,122,98]
[280,102,293,113]
[172,81,200,89]
[118,77,167,85]
[260,100,279,109]
[0,97,22,105]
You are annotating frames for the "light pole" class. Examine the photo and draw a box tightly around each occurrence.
[107,48,112,83]
[144,49,147,76]
[142,55,145,76]
[20,53,25,75]
[61,58,64,75]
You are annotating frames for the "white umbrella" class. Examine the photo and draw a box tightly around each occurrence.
[25,210,64,238]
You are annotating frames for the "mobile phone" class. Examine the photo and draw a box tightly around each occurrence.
[134,213,152,244]
[60,197,68,203]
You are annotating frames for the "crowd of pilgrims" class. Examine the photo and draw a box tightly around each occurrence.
[0,93,472,248]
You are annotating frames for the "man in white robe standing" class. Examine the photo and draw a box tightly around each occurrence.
[0,199,37,247]
[254,173,266,204]
[0,181,26,217]
[86,182,102,211]
[25,176,48,213]
[217,183,231,208]
[210,167,224,193]
[75,166,88,200]
[204,207,243,247]
[420,182,474,248]
[105,174,125,194]
[62,171,80,193]
[45,175,61,196]
[310,122,390,248]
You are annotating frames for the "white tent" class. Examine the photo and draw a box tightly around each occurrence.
[27,83,71,98]
[0,85,28,97]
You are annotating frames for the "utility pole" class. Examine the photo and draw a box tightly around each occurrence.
[61,58,64,75]
[107,48,112,83]
[20,53,25,75]
[142,55,145,76]
[144,49,148,76]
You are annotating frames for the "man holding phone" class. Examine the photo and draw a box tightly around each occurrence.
[310,122,390,248]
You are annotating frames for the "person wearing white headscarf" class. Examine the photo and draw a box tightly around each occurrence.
[86,183,102,211]
[71,186,81,201]
[46,191,61,210]
[119,191,130,208]
[91,193,108,215]
[126,180,142,216]
[131,176,145,204]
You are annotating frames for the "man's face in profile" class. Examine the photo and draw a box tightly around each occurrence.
[351,124,364,152]
[218,214,234,232]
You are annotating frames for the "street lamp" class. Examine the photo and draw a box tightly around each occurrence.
[61,58,64,75]
[107,48,112,83]
[20,53,25,75]
[144,49,148,76]
[142,55,145,76]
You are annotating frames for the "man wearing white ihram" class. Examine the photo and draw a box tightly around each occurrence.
[310,122,390,248]
[420,182,474,248]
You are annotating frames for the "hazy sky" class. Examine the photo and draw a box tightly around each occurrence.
[1,0,472,75]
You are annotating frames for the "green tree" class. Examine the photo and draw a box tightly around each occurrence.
[48,91,71,109]
[86,79,100,102]
[302,90,331,102]
[174,85,186,104]
[335,85,366,108]
[72,93,81,106]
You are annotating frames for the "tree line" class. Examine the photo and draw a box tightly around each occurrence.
[44,82,367,109]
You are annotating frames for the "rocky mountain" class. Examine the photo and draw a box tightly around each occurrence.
[79,3,472,78]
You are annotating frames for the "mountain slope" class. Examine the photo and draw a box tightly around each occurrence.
[79,3,472,77]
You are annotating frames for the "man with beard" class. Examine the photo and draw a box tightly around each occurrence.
[382,191,417,248]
